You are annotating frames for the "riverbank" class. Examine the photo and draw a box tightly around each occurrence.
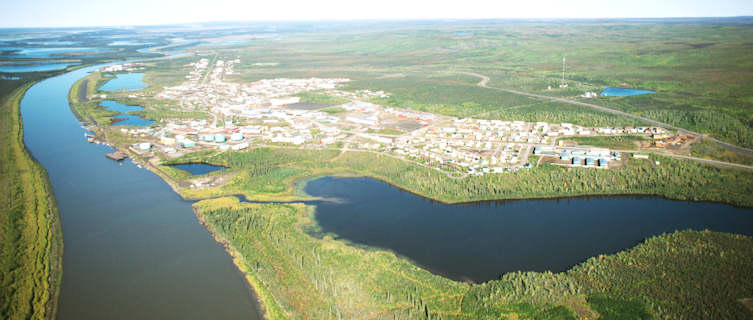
[0,79,63,320]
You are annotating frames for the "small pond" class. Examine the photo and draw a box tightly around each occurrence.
[169,163,227,176]
[111,114,154,126]
[600,87,655,97]
[99,73,148,92]
[100,100,144,113]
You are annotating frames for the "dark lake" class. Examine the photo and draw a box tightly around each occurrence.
[306,176,753,283]
[21,63,262,319]
[170,163,227,175]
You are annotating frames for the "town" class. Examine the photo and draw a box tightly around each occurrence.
[111,58,677,176]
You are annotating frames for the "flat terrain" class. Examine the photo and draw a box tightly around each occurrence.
[5,19,753,320]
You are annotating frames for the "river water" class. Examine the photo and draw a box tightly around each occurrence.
[21,65,262,319]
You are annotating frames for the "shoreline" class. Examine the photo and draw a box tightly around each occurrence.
[8,80,64,320]
[193,208,283,320]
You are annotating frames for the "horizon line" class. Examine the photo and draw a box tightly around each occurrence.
[1,15,752,30]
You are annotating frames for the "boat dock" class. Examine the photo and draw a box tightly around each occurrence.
[106,151,128,161]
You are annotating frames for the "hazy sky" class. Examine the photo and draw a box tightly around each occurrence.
[1,0,752,28]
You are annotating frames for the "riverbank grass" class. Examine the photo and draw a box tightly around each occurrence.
[0,80,63,320]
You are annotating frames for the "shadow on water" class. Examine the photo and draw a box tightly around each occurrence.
[301,176,753,283]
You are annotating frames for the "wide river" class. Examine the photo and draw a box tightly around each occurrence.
[21,65,262,318]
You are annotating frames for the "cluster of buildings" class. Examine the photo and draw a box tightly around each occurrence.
[102,63,146,73]
[156,58,348,111]
[534,146,621,169]
[112,58,672,176]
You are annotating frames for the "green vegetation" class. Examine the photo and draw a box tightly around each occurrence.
[569,231,753,319]
[347,75,643,127]
[320,106,345,114]
[69,72,210,127]
[564,135,649,150]
[205,20,753,149]
[294,90,350,105]
[173,146,753,207]
[195,198,753,319]
[0,79,63,320]
[691,138,753,166]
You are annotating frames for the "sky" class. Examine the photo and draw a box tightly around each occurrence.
[1,0,752,28]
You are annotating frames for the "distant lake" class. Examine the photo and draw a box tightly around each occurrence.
[100,100,144,113]
[169,163,227,175]
[109,41,154,46]
[0,47,110,58]
[111,114,153,126]
[199,40,246,46]
[0,62,80,73]
[99,73,148,92]
[307,176,753,283]
[601,87,655,97]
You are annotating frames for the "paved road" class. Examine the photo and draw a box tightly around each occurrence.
[461,72,753,157]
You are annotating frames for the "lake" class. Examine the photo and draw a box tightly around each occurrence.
[170,163,227,175]
[101,100,144,113]
[0,46,110,58]
[109,41,154,46]
[99,73,148,92]
[111,114,154,126]
[306,176,753,283]
[600,87,655,97]
[21,63,262,319]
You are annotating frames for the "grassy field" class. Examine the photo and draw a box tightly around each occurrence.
[0,77,63,320]
[563,135,650,150]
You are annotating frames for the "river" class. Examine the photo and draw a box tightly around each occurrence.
[20,65,262,318]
